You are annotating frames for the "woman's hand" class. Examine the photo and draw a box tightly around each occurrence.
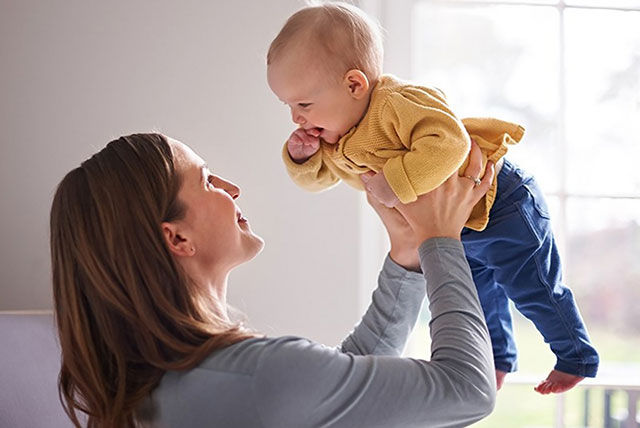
[361,141,494,269]
[363,191,421,271]
[360,171,400,208]
[395,141,495,243]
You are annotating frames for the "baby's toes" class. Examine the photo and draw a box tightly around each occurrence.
[534,380,552,395]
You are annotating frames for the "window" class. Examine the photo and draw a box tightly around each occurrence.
[363,1,640,426]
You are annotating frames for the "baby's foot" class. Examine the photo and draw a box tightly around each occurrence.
[496,369,508,390]
[534,369,584,394]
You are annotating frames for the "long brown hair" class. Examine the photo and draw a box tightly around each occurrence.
[50,133,256,427]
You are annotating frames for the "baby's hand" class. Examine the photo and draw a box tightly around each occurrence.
[361,171,400,208]
[287,128,321,164]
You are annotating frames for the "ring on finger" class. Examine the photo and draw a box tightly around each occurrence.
[464,175,482,187]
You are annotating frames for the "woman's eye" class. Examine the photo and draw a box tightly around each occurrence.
[298,103,311,108]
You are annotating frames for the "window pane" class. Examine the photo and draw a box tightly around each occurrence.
[566,197,640,340]
[565,9,640,196]
[412,3,561,191]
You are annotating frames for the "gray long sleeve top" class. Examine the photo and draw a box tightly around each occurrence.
[144,238,496,427]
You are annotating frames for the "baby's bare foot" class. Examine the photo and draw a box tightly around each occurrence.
[496,369,508,390]
[534,369,584,394]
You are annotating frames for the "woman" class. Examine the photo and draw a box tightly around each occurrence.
[50,133,496,427]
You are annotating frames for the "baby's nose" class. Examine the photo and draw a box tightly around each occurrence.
[292,112,306,125]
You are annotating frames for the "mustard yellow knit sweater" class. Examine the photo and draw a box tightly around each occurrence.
[282,74,525,231]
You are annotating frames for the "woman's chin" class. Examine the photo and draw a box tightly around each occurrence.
[245,233,265,261]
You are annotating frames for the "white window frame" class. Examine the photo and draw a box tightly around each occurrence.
[357,1,640,426]
[358,0,640,290]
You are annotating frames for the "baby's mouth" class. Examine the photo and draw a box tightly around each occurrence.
[304,127,323,136]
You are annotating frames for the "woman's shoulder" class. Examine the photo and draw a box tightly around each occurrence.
[196,335,338,376]
[147,336,332,426]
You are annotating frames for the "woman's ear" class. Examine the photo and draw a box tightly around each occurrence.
[343,69,370,100]
[161,222,195,257]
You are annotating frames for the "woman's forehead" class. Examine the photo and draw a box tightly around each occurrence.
[169,139,206,174]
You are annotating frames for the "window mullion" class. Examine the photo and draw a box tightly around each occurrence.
[558,0,570,275]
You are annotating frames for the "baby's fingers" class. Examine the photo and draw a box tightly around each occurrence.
[288,132,303,145]
[301,133,319,146]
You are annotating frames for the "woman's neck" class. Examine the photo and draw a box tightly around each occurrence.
[185,262,232,321]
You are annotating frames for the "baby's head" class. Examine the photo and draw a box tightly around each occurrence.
[267,2,383,143]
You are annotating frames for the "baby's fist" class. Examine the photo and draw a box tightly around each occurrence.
[287,128,320,163]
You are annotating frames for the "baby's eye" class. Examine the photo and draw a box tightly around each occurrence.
[298,103,312,108]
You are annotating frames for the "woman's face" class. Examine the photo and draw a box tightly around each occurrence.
[167,139,264,276]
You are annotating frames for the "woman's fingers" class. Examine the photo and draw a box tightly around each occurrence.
[360,171,375,183]
[475,161,495,199]
[364,188,421,271]
[365,192,383,212]
[366,192,403,225]
[463,140,484,181]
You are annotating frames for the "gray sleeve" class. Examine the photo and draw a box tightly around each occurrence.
[340,254,427,356]
[254,238,496,428]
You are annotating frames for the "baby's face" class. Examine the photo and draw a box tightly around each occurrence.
[268,55,365,144]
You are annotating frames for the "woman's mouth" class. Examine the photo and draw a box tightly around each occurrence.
[237,211,247,223]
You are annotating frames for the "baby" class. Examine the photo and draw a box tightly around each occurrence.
[267,2,599,394]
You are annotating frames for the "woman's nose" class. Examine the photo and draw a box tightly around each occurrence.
[222,180,240,200]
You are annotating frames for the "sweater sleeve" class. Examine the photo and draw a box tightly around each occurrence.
[340,255,426,356]
[381,87,471,204]
[281,142,341,192]
[254,238,496,428]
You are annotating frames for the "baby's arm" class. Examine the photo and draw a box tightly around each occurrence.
[381,87,471,204]
[282,128,340,192]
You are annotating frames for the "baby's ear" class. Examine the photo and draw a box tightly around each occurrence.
[343,69,370,99]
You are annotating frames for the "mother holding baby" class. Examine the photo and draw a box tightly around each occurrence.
[51,132,496,427]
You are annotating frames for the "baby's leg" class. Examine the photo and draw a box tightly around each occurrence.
[465,255,518,383]
[480,172,598,392]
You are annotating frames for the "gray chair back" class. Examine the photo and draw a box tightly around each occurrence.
[0,311,73,427]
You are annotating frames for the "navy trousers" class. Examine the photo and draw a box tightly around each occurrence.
[461,159,599,377]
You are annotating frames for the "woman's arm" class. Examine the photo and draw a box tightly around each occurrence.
[254,237,495,428]
[253,143,497,427]
[341,142,493,356]
[340,251,426,356]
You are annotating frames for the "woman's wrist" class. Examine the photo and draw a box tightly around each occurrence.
[415,230,461,244]
[418,236,465,258]
[389,245,421,272]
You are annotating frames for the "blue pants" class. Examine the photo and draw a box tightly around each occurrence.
[461,159,599,377]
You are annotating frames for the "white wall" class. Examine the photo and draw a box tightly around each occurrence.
[0,0,386,345]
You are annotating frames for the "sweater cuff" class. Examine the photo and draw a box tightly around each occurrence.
[382,157,418,204]
[382,253,425,282]
[418,238,465,264]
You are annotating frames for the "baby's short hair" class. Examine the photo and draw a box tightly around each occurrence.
[267,2,384,83]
